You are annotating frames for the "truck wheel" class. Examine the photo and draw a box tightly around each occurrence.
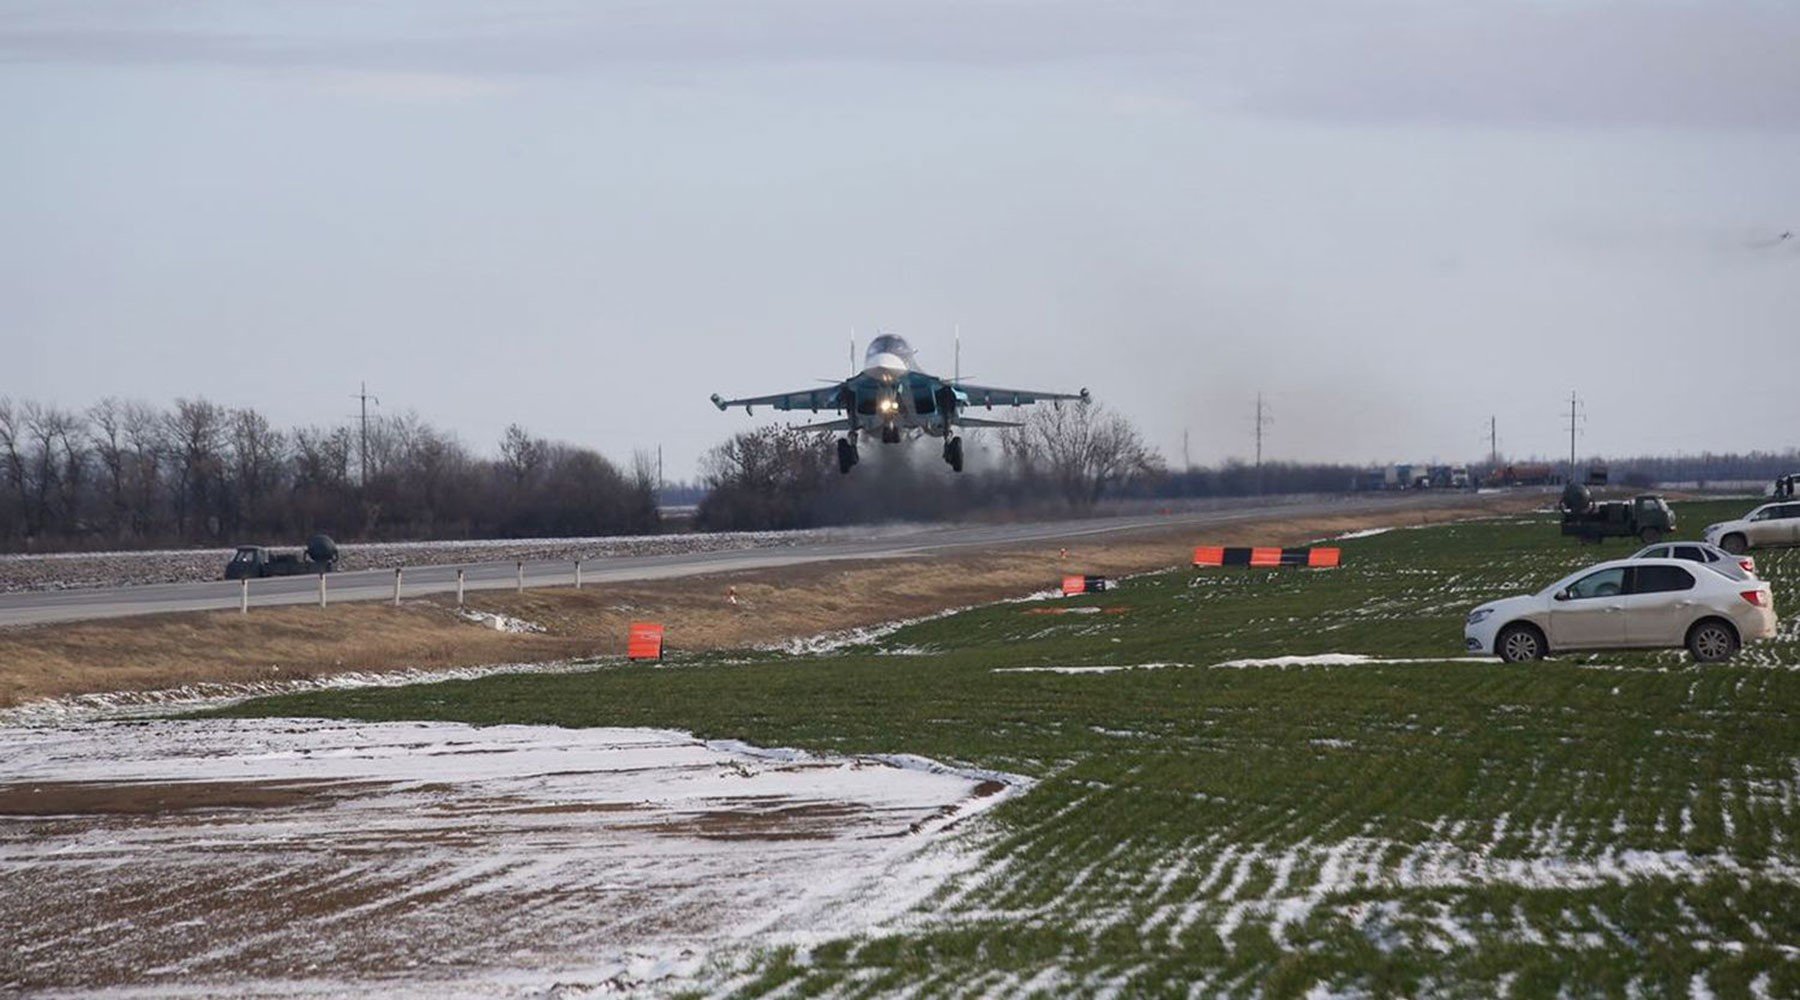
[1496,623,1546,663]
[1720,534,1748,555]
[1686,619,1739,663]
[1639,527,1663,544]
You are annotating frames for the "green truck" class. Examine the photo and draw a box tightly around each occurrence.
[1558,485,1676,545]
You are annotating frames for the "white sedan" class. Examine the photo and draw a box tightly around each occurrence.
[1629,540,1756,581]
[1465,558,1776,663]
[1703,501,1800,554]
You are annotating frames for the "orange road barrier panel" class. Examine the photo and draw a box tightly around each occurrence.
[627,622,665,662]
[1062,575,1110,596]
[1193,546,1344,569]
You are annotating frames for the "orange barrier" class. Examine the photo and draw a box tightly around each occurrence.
[627,622,665,661]
[1061,575,1110,596]
[1193,546,1342,569]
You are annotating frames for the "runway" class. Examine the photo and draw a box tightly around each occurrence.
[0,494,1481,627]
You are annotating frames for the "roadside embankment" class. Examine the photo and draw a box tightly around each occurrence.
[0,497,1542,709]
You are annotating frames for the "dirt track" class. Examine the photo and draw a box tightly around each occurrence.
[0,497,1540,710]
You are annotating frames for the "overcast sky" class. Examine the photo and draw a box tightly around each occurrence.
[4,1,1797,479]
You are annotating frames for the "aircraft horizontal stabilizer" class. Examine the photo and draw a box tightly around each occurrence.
[954,417,1023,429]
[793,418,855,432]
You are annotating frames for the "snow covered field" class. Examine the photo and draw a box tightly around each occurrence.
[0,718,1024,996]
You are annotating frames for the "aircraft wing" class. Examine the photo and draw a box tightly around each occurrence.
[955,383,1090,408]
[710,384,849,414]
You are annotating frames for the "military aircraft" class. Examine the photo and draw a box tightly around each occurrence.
[711,334,1089,473]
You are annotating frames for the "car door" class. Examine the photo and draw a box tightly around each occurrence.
[1548,567,1629,649]
[1779,504,1800,545]
[1747,507,1785,546]
[1621,564,1697,647]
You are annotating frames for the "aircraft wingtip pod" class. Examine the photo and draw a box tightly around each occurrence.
[710,394,727,411]
[1080,388,1092,403]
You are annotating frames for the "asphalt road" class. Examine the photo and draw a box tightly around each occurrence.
[0,494,1487,627]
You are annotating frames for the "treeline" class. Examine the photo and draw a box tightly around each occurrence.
[0,398,657,552]
[1600,450,1799,488]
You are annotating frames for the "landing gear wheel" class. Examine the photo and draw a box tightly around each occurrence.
[1686,620,1739,663]
[1720,534,1748,555]
[1496,623,1546,663]
[881,425,901,444]
[1639,527,1663,544]
[836,437,859,475]
[944,435,964,473]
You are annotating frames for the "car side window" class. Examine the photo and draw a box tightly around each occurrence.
[1630,565,1696,594]
[1565,568,1626,600]
[1672,546,1704,562]
[1642,545,1669,559]
[1782,504,1800,520]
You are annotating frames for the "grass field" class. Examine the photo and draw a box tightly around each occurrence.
[213,500,1800,997]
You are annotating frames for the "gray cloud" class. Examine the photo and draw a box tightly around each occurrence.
[4,2,1797,128]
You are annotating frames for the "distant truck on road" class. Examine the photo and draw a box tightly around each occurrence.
[224,534,339,579]
[1558,485,1675,544]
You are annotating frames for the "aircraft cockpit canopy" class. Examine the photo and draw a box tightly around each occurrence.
[864,334,915,364]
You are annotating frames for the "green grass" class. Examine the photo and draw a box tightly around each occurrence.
[211,500,1800,997]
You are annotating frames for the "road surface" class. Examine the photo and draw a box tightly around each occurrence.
[0,494,1486,627]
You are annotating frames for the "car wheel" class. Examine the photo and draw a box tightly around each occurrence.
[1496,623,1546,663]
[1639,527,1663,544]
[1686,619,1739,663]
[1720,534,1748,555]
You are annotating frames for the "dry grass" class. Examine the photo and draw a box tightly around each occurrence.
[0,497,1540,709]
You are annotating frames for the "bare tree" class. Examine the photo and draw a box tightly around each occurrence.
[498,424,547,488]
[226,407,287,536]
[164,398,227,538]
[1002,403,1161,506]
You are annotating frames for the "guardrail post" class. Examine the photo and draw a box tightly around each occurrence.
[318,573,327,609]
[575,557,583,590]
[457,568,466,607]
[240,577,249,614]
[516,560,524,593]
[393,566,403,606]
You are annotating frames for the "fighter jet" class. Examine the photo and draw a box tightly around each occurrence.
[711,334,1089,473]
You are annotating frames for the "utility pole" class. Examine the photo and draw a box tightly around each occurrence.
[352,382,379,488]
[1183,428,1191,473]
[1253,393,1273,495]
[657,445,664,500]
[1563,391,1584,483]
[1489,416,1498,468]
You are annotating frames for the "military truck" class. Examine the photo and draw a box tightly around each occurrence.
[1558,485,1675,544]
[224,534,339,579]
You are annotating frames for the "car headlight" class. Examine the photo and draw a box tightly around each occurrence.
[1466,608,1493,626]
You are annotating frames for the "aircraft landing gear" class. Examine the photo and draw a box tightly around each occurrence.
[836,437,859,474]
[881,425,901,444]
[943,435,964,473]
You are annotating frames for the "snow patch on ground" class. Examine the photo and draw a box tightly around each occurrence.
[1210,654,1496,669]
[993,663,1188,675]
[0,718,1030,996]
[454,608,548,633]
[0,659,607,727]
